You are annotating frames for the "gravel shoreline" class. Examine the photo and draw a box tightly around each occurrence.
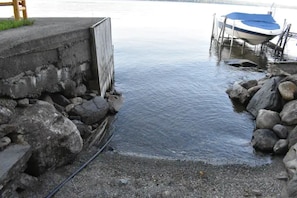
[20,148,287,198]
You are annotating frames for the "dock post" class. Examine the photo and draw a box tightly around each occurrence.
[241,42,245,54]
[230,20,235,48]
[218,16,227,46]
[210,13,216,41]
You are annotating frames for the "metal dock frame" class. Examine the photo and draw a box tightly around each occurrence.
[210,13,246,56]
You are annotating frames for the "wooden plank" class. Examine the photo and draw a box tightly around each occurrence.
[0,2,13,6]
[90,18,114,97]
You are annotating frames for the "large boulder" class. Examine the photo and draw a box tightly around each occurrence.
[287,174,297,198]
[49,93,71,107]
[0,98,17,110]
[107,94,124,113]
[280,100,297,125]
[13,100,83,175]
[226,82,250,104]
[278,81,297,101]
[246,77,283,117]
[0,98,17,125]
[288,126,297,148]
[255,109,280,129]
[251,129,279,152]
[272,124,288,139]
[283,74,297,85]
[69,96,109,125]
[247,85,262,98]
[273,139,288,154]
[283,143,297,178]
[281,174,297,198]
[240,79,258,90]
[0,106,13,125]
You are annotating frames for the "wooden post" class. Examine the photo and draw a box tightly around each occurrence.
[210,13,216,40]
[13,0,27,20]
[216,16,227,46]
[12,0,20,20]
[19,0,27,19]
[0,0,27,20]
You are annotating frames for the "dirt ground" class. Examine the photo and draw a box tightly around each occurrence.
[19,145,288,198]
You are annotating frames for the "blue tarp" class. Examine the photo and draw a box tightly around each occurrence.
[226,12,280,30]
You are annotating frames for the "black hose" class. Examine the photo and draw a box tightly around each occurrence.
[45,134,114,198]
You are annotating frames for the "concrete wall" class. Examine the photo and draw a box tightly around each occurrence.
[0,17,114,99]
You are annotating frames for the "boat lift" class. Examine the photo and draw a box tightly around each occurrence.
[210,13,297,61]
[210,13,249,56]
[266,23,297,60]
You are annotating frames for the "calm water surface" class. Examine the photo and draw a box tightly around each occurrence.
[2,0,297,165]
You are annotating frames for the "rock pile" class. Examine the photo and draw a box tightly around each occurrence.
[0,88,123,197]
[227,73,297,197]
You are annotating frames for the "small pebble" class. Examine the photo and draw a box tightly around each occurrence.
[119,178,129,186]
[251,189,262,196]
[276,171,288,181]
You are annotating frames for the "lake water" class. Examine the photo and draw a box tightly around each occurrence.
[1,0,297,165]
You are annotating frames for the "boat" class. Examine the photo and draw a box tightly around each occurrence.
[218,12,282,45]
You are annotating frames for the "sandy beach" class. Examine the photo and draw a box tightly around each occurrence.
[20,147,287,198]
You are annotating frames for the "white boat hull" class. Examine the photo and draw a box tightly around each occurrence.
[223,25,275,45]
[218,15,282,45]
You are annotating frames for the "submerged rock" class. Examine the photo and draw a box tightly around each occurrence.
[251,129,279,152]
[240,79,258,89]
[224,59,258,67]
[226,82,250,104]
[107,94,124,113]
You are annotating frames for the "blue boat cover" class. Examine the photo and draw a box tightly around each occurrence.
[226,12,280,30]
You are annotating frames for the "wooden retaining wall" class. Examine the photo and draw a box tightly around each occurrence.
[90,18,114,97]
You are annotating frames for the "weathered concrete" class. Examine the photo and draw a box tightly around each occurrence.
[0,18,103,79]
[268,62,297,75]
[0,144,31,190]
[0,18,115,100]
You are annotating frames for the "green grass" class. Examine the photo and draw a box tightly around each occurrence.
[0,19,34,31]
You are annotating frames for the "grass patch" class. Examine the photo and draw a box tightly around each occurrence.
[0,19,34,31]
